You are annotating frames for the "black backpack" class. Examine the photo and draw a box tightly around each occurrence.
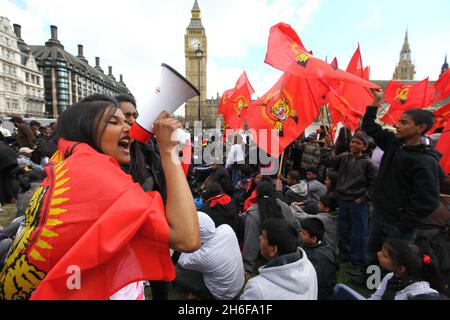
[416,221,450,297]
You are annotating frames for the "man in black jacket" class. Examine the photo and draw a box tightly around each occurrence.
[362,89,442,267]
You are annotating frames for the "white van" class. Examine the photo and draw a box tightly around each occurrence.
[1,117,57,133]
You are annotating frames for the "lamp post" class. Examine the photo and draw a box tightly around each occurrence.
[195,46,203,124]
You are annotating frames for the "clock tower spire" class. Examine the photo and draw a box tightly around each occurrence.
[185,0,208,127]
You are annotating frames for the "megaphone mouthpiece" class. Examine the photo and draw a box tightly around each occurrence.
[129,63,200,143]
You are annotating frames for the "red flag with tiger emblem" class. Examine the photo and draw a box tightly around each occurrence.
[246,72,325,157]
[0,139,174,300]
[218,72,254,130]
[381,78,435,125]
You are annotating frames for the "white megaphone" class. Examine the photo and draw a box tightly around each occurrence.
[129,63,200,143]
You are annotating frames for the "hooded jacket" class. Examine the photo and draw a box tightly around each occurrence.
[322,152,378,200]
[200,194,239,233]
[240,248,318,300]
[178,212,245,300]
[302,242,338,300]
[285,181,309,205]
[362,106,442,231]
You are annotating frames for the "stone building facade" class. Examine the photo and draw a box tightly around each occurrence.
[0,17,45,117]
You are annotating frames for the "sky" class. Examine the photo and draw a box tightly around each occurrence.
[1,0,449,116]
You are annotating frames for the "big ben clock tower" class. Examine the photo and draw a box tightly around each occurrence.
[185,0,207,127]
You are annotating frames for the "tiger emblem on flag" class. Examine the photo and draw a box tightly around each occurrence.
[395,86,412,105]
[233,96,248,117]
[260,90,298,137]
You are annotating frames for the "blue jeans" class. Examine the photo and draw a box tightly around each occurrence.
[366,212,416,266]
[338,199,369,268]
[332,284,366,300]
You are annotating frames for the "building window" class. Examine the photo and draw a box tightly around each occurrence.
[26,72,30,82]
[36,76,40,86]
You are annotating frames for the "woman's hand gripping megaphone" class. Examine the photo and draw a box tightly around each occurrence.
[153,111,183,155]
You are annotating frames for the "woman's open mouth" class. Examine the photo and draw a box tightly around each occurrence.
[118,137,131,154]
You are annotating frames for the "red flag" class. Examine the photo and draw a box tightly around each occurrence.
[218,72,254,130]
[334,44,374,119]
[433,69,450,103]
[331,57,339,70]
[326,45,373,130]
[0,139,174,300]
[428,103,450,134]
[235,71,255,96]
[363,67,371,81]
[264,23,380,89]
[218,89,234,116]
[346,44,364,79]
[327,88,364,131]
[246,73,324,157]
[381,78,436,125]
[436,120,450,174]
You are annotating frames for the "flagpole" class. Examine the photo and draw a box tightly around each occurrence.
[325,104,335,146]
[278,151,285,176]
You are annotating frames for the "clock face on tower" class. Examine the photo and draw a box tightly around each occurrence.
[190,38,200,50]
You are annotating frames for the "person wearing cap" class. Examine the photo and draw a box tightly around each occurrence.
[17,147,44,173]
[322,132,378,278]
[10,116,36,149]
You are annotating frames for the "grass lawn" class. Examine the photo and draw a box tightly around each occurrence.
[0,203,17,229]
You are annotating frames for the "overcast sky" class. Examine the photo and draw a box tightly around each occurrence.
[2,0,449,116]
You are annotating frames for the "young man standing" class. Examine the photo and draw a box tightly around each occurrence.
[361,89,442,268]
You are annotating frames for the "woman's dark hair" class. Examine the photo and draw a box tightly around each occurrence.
[57,95,119,153]
[202,182,223,201]
[256,181,283,222]
[127,141,150,184]
[384,239,445,294]
[403,109,435,135]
